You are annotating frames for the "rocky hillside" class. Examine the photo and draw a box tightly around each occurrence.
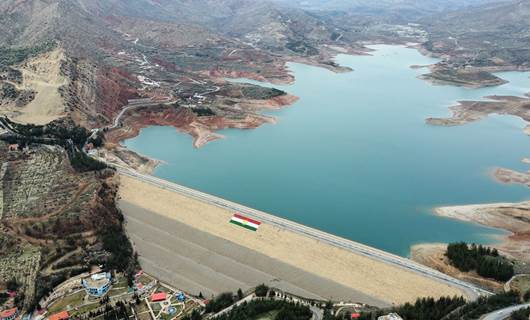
[422,0,530,69]
[0,121,136,311]
[269,0,501,20]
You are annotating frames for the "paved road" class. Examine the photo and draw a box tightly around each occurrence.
[111,165,491,301]
[107,97,176,130]
[482,303,530,320]
[212,293,323,320]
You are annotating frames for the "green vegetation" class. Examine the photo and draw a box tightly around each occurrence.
[100,220,138,283]
[191,107,216,117]
[0,292,8,305]
[47,290,86,315]
[69,151,107,172]
[1,117,89,147]
[241,86,285,100]
[205,292,235,313]
[358,296,466,320]
[0,83,19,99]
[511,307,530,320]
[0,117,108,172]
[86,300,130,320]
[214,300,312,320]
[0,41,56,66]
[255,284,269,297]
[183,309,203,320]
[285,40,318,56]
[446,242,514,282]
[445,291,521,319]
[6,278,20,292]
[33,272,69,311]
[357,292,525,320]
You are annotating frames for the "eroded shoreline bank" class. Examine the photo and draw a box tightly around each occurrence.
[411,201,530,292]
[112,45,528,262]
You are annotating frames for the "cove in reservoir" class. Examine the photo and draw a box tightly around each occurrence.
[124,45,530,256]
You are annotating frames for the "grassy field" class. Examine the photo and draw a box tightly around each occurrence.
[254,310,280,320]
[47,290,86,314]
[511,275,530,295]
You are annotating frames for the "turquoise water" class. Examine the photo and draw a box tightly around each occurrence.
[124,45,530,257]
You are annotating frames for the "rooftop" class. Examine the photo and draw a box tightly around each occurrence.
[83,272,111,288]
[0,308,17,318]
[151,292,167,302]
[48,310,69,320]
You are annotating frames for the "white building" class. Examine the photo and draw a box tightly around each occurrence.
[378,313,403,320]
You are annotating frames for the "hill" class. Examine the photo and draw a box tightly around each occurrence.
[422,0,530,70]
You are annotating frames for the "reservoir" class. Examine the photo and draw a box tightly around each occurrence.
[124,45,530,256]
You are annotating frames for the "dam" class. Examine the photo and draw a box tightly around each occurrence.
[117,168,487,307]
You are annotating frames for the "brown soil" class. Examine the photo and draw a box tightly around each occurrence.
[426,94,530,135]
[0,48,68,124]
[105,105,275,148]
[494,168,530,188]
[410,243,504,292]
[433,202,530,261]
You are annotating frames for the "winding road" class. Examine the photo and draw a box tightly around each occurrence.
[108,164,492,301]
[107,97,176,130]
[482,303,530,320]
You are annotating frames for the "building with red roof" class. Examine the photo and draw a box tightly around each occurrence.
[0,308,18,320]
[150,292,167,302]
[47,310,70,320]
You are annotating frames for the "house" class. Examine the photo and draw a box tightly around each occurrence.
[47,310,70,320]
[150,292,167,302]
[176,292,186,302]
[84,143,94,151]
[81,272,112,297]
[7,144,18,152]
[0,308,18,320]
[378,313,403,320]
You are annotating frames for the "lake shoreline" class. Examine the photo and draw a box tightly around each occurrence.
[411,201,530,290]
[426,202,530,261]
[117,45,530,257]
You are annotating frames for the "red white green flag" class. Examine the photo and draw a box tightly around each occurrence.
[229,213,261,231]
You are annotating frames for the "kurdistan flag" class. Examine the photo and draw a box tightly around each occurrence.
[230,213,262,231]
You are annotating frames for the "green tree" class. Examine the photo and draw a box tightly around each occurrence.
[255,284,269,297]
[6,278,19,291]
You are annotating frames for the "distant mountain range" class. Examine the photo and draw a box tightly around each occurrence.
[268,0,504,19]
[0,0,529,124]
[422,0,530,69]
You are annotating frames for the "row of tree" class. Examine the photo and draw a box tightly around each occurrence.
[213,299,312,320]
[446,242,514,281]
[357,296,466,320]
[510,307,530,320]
[356,291,526,320]
[445,291,521,319]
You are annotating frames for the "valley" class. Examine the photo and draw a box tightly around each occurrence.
[1,0,530,319]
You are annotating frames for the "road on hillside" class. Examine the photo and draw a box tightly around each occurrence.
[108,97,176,130]
[112,165,491,301]
[482,303,530,320]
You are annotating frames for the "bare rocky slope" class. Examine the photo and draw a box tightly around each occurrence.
[419,0,530,86]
